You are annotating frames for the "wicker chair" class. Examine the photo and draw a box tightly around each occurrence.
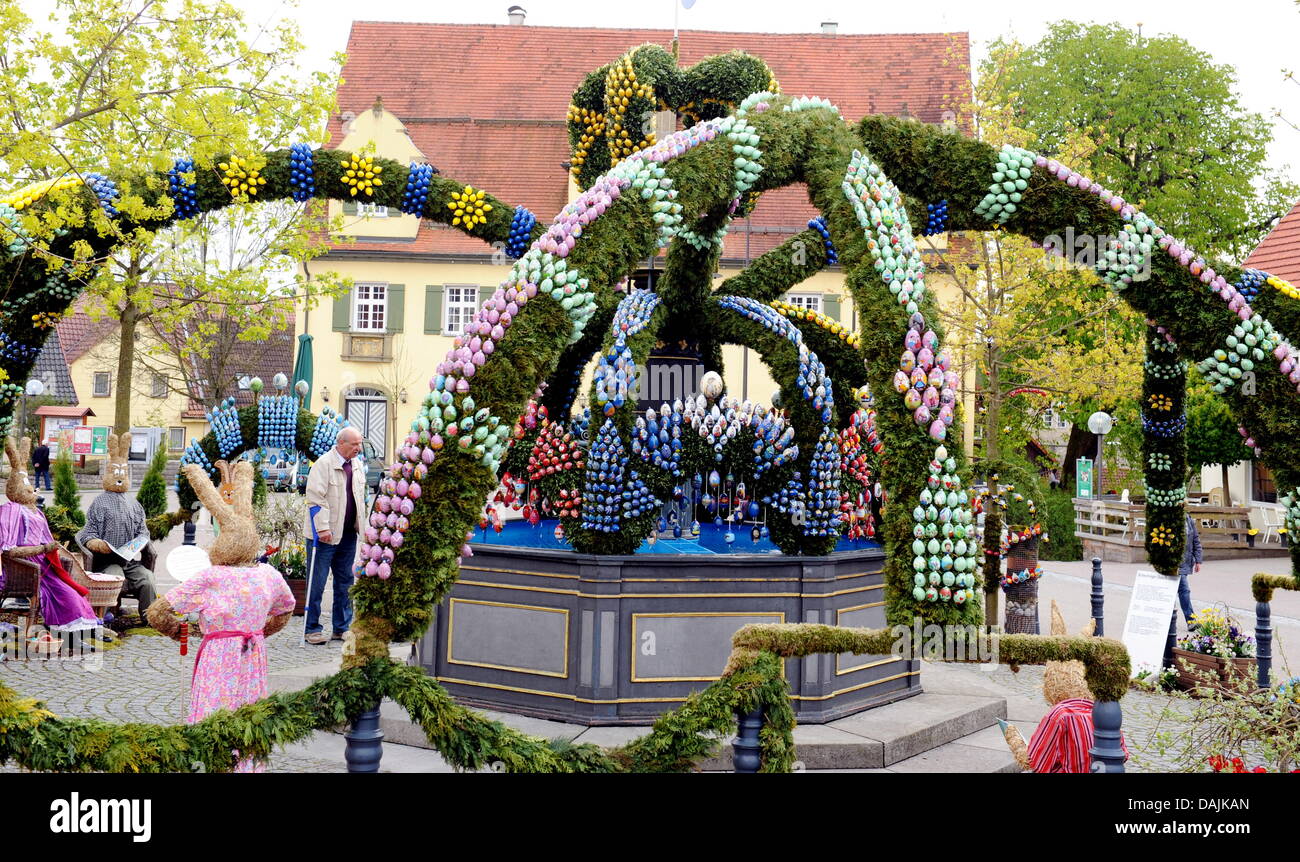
[0,555,40,634]
[79,542,156,616]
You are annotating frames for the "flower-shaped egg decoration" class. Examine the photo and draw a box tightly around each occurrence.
[341,154,383,198]
[217,155,267,201]
[447,184,491,229]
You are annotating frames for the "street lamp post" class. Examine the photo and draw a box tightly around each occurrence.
[1087,411,1114,497]
[20,378,45,442]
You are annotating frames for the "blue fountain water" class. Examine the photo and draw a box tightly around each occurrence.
[471,518,881,555]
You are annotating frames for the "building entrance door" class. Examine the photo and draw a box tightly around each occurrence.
[345,387,388,459]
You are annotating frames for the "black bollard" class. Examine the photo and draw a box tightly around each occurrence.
[183,518,196,546]
[733,707,764,773]
[1162,609,1178,671]
[1089,700,1126,773]
[344,703,384,773]
[1090,557,1105,637]
[1257,601,1273,689]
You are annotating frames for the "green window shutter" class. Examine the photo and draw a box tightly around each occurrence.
[823,294,841,321]
[332,289,352,331]
[478,285,494,310]
[342,201,358,215]
[424,285,444,334]
[386,284,405,333]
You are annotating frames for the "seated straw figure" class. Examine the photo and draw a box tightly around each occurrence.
[0,436,99,650]
[76,432,157,616]
[147,460,295,773]
[1003,601,1128,773]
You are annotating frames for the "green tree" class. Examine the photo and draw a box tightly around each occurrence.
[0,0,341,433]
[52,452,84,525]
[1186,373,1253,505]
[135,443,168,518]
[993,21,1298,260]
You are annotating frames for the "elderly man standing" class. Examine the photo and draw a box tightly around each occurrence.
[303,426,367,645]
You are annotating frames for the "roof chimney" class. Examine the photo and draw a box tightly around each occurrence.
[821,21,837,35]
[507,5,526,25]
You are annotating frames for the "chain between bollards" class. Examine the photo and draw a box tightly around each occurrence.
[1090,556,1104,637]
[733,707,764,773]
[345,702,384,773]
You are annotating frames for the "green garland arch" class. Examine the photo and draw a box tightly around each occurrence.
[0,45,1290,771]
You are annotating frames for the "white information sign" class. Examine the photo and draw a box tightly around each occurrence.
[1121,569,1180,676]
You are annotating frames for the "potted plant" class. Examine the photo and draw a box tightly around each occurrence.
[1173,607,1256,694]
[267,541,309,615]
[256,494,310,615]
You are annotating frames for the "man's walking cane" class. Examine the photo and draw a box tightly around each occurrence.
[302,505,322,647]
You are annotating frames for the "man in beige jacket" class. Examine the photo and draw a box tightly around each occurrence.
[303,426,367,645]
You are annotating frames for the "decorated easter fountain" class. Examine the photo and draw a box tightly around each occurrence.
[4,42,1300,770]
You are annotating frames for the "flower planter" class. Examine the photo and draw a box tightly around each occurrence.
[1172,647,1256,694]
[284,576,308,616]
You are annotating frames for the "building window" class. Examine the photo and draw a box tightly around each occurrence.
[93,371,111,397]
[169,427,185,452]
[1253,462,1277,504]
[353,283,387,332]
[784,293,821,314]
[151,373,168,398]
[443,285,479,335]
[358,203,388,218]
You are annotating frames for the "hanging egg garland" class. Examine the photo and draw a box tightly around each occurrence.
[256,392,298,451]
[399,161,436,217]
[973,144,1035,225]
[309,406,349,458]
[1000,565,1043,588]
[908,445,977,604]
[207,397,244,459]
[1195,315,1280,394]
[505,205,536,259]
[581,418,629,533]
[807,216,838,264]
[920,200,948,236]
[287,143,316,202]
[167,157,200,219]
[80,172,120,219]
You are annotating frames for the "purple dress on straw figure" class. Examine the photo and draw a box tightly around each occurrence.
[165,563,295,772]
[0,500,98,632]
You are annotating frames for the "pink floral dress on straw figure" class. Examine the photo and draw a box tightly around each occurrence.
[165,563,295,773]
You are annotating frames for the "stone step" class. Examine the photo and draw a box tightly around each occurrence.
[268,656,1015,773]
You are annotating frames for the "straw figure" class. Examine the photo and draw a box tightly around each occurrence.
[146,460,294,772]
[1003,601,1126,772]
[0,436,98,647]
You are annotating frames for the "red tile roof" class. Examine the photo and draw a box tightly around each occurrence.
[55,296,119,364]
[1244,199,1300,286]
[326,22,971,259]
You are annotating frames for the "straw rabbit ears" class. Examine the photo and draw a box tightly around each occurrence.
[183,459,255,523]
[4,436,30,472]
[105,432,128,463]
[1050,600,1096,638]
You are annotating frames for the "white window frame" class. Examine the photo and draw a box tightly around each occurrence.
[443,285,480,336]
[784,292,822,314]
[93,371,111,397]
[168,427,185,452]
[151,373,168,398]
[358,202,389,218]
[352,283,388,333]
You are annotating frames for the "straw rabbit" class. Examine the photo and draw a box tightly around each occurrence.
[146,460,292,639]
[81,432,131,555]
[1003,601,1103,772]
[3,436,58,558]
